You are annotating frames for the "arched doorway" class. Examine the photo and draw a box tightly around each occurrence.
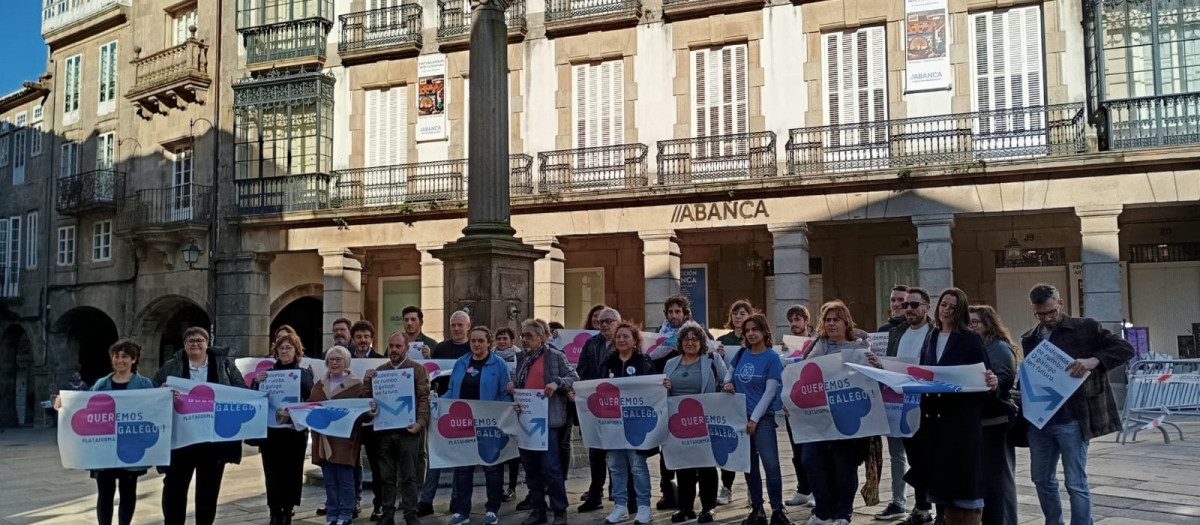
[134,296,211,374]
[272,296,323,358]
[158,305,211,370]
[53,307,120,384]
[0,323,28,427]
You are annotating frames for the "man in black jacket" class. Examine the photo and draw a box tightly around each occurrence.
[576,307,621,512]
[877,285,909,333]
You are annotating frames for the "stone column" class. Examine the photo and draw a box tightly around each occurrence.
[913,214,956,294]
[1076,205,1124,326]
[321,250,363,351]
[641,230,681,330]
[770,223,811,336]
[214,252,273,357]
[527,236,565,324]
[417,242,446,339]
[462,0,515,238]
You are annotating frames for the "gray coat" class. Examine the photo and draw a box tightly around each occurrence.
[515,347,579,429]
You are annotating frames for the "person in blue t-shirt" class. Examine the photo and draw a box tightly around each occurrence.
[723,314,792,525]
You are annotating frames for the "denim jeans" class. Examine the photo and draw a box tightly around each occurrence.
[521,425,569,513]
[746,415,784,511]
[608,449,651,507]
[886,436,909,507]
[321,463,357,522]
[784,415,811,495]
[802,440,860,521]
[419,467,443,504]
[1028,423,1092,525]
[451,464,504,515]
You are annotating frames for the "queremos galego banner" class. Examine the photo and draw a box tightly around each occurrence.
[549,329,600,368]
[235,357,326,386]
[663,393,751,472]
[286,398,375,438]
[845,359,989,437]
[515,389,549,451]
[1020,340,1089,429]
[372,369,417,431]
[58,389,173,470]
[259,370,301,428]
[574,375,669,450]
[166,376,269,448]
[783,353,890,443]
[412,357,459,380]
[429,398,520,468]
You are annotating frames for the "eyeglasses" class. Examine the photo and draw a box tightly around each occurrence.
[327,357,345,362]
[597,319,616,325]
[186,339,207,345]
[901,302,926,310]
[520,333,538,339]
[1033,309,1059,320]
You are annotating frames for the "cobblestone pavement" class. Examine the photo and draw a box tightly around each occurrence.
[1,422,1198,525]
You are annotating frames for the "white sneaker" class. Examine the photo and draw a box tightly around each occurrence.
[833,520,851,525]
[635,505,653,524]
[806,494,816,507]
[484,512,499,525]
[449,514,470,525]
[803,516,828,525]
[716,486,732,505]
[786,492,811,506]
[606,507,630,524]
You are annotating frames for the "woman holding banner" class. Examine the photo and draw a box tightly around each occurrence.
[445,326,513,525]
[54,339,154,525]
[722,314,792,525]
[301,345,374,525]
[597,322,657,525]
[511,319,578,525]
[905,289,992,525]
[968,305,1020,525]
[663,321,728,524]
[252,332,315,525]
[800,302,880,525]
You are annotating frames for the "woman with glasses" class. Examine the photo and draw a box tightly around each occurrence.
[968,305,1021,525]
[905,289,996,525]
[152,327,247,525]
[595,321,657,525]
[252,332,315,525]
[509,319,578,525]
[445,326,513,525]
[663,321,728,524]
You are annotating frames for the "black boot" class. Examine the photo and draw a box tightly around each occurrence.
[741,504,767,525]
[268,509,280,525]
[769,509,794,525]
[656,482,679,510]
[378,508,397,525]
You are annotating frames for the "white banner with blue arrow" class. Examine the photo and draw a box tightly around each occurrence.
[372,369,417,431]
[515,388,548,451]
[1020,340,1089,429]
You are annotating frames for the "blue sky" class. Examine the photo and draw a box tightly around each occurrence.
[0,2,49,95]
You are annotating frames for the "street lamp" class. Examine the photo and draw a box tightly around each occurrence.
[182,238,203,270]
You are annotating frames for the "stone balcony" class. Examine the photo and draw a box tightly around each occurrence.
[41,0,130,46]
[436,0,527,51]
[661,0,767,21]
[543,0,642,38]
[126,38,211,118]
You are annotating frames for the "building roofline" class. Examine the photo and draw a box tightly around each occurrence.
[0,76,51,113]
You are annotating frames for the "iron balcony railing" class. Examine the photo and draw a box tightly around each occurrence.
[118,184,212,233]
[786,103,1087,175]
[241,17,332,65]
[235,174,331,214]
[339,4,422,54]
[42,0,130,36]
[544,0,641,23]
[129,38,210,95]
[657,131,776,185]
[538,143,649,192]
[1102,93,1200,150]
[438,0,527,39]
[333,155,533,209]
[56,169,126,215]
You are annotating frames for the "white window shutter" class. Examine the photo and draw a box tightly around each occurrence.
[573,65,586,149]
[824,33,839,126]
[598,62,611,150]
[866,27,887,125]
[693,49,707,138]
[366,90,380,166]
[391,86,407,165]
[610,62,624,145]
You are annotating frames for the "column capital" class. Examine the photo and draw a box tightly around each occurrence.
[768,222,809,235]
[1075,205,1124,219]
[911,213,956,228]
[638,229,677,242]
[522,235,560,247]
[416,241,445,253]
[320,249,362,271]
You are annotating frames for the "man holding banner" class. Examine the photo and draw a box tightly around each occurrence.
[883,287,933,524]
[1018,284,1132,525]
[577,307,621,513]
[364,331,432,525]
[152,327,251,525]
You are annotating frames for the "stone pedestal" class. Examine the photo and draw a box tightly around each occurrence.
[321,249,363,351]
[770,223,811,336]
[418,242,447,337]
[641,230,681,330]
[214,252,273,357]
[430,238,547,336]
[527,236,565,324]
[913,214,956,294]
[1076,205,1124,326]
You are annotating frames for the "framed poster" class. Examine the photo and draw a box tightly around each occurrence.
[904,0,950,92]
[681,265,708,327]
[416,54,448,142]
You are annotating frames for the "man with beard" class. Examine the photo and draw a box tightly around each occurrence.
[886,287,934,525]
[417,310,472,516]
[364,332,432,525]
[576,307,622,513]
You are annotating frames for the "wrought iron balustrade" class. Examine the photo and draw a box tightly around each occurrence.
[657,132,776,185]
[339,4,422,54]
[56,170,126,215]
[510,154,535,195]
[544,0,641,23]
[235,174,331,215]
[241,17,331,65]
[128,38,210,96]
[118,185,212,233]
[786,103,1087,175]
[333,155,534,209]
[538,143,649,192]
[1102,93,1200,150]
[438,0,526,40]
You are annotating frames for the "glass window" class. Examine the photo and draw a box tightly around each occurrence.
[92,220,112,261]
[58,225,76,266]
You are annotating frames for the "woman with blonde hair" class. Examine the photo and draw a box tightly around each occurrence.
[968,305,1020,525]
[252,332,314,525]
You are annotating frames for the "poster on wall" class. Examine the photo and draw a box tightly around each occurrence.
[680,265,708,327]
[904,0,950,92]
[416,54,448,142]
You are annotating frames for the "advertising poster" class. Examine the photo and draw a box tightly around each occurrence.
[373,368,417,431]
[680,265,708,327]
[550,329,600,368]
[57,389,173,470]
[662,393,751,472]
[515,388,549,451]
[285,398,376,438]
[1020,340,1089,429]
[905,0,950,91]
[165,377,269,448]
[416,54,448,142]
[574,375,669,450]
[259,370,301,428]
[782,353,890,443]
[429,398,520,468]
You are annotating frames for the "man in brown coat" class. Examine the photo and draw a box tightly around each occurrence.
[365,332,433,525]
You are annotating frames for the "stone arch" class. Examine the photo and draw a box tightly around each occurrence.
[52,307,120,385]
[270,283,323,320]
[0,322,33,427]
[272,296,323,359]
[132,294,211,374]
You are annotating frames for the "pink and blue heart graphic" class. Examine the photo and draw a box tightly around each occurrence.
[422,362,443,376]
[790,362,874,435]
[880,385,922,435]
[174,385,216,414]
[707,424,739,466]
[243,360,274,385]
[645,334,678,358]
[438,401,509,463]
[587,382,658,446]
[586,383,623,419]
[214,402,258,438]
[116,421,160,463]
[901,366,962,393]
[305,406,351,430]
[668,398,739,466]
[71,395,117,436]
[561,332,593,365]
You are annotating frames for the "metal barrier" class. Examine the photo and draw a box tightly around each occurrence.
[1117,359,1200,444]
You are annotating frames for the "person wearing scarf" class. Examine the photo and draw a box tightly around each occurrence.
[252,332,314,525]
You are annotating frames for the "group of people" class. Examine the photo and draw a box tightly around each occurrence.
[64,282,1131,525]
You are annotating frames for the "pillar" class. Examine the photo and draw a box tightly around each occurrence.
[1076,205,1124,326]
[641,230,681,330]
[527,236,565,324]
[417,242,446,339]
[770,223,810,336]
[214,252,273,357]
[913,214,956,294]
[321,249,363,351]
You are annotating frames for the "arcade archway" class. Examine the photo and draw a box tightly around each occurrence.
[133,295,210,374]
[53,307,119,384]
[271,296,323,358]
